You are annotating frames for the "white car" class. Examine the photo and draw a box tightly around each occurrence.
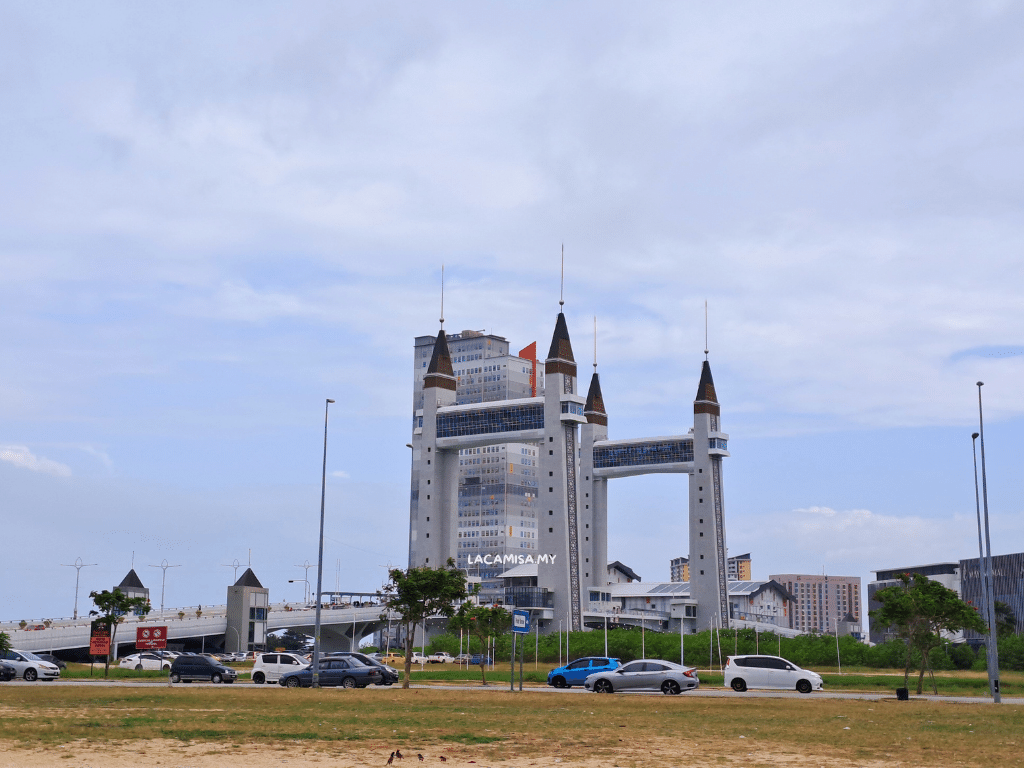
[1,650,61,681]
[724,655,823,694]
[119,653,172,671]
[427,652,454,664]
[251,652,310,684]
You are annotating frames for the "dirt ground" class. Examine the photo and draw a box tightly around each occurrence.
[0,738,897,768]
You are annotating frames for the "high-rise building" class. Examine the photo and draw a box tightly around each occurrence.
[670,553,751,583]
[409,309,731,632]
[960,552,1024,639]
[771,573,861,635]
[410,330,544,598]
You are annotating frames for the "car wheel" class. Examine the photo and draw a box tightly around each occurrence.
[661,680,681,695]
[252,672,265,684]
[24,668,38,682]
[594,679,613,694]
[211,673,223,684]
[170,673,181,683]
[551,676,566,689]
[341,676,356,689]
[285,677,301,688]
[796,679,813,694]
[730,678,747,692]
[135,664,144,671]
[162,664,170,671]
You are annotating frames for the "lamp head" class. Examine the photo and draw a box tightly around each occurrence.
[976,381,984,387]
[327,398,336,404]
[972,432,979,439]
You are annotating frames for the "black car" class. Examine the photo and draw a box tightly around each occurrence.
[278,657,382,688]
[0,662,15,682]
[324,651,399,685]
[34,653,67,671]
[169,654,237,684]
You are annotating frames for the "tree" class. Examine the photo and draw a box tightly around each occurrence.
[269,629,310,651]
[0,631,10,657]
[89,588,150,678]
[995,601,1017,637]
[379,558,468,689]
[449,604,512,685]
[870,573,986,694]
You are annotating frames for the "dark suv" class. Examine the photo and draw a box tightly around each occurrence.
[169,654,237,684]
[325,651,399,685]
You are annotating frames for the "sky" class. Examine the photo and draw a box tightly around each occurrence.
[2,1,1022,625]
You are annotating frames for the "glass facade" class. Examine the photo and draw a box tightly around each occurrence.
[436,402,545,438]
[594,439,694,468]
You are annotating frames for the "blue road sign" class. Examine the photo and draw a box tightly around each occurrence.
[512,609,531,634]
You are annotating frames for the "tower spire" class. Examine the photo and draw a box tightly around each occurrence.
[704,299,709,360]
[440,264,445,328]
[560,244,565,308]
[593,316,597,372]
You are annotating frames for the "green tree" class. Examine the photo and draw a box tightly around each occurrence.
[449,604,512,685]
[89,588,151,678]
[270,629,310,651]
[870,573,986,694]
[379,558,468,689]
[995,601,1017,638]
[0,631,11,657]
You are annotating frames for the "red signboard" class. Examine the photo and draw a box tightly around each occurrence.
[136,625,168,650]
[90,622,110,656]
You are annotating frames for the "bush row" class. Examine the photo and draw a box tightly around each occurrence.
[422,626,1024,671]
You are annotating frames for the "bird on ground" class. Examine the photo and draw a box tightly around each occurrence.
[439,758,447,763]
[386,753,395,766]
[418,755,424,762]
[396,750,404,760]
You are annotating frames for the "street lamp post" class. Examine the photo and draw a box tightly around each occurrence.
[149,559,181,613]
[312,398,335,688]
[976,382,1001,703]
[61,558,98,620]
[289,579,310,604]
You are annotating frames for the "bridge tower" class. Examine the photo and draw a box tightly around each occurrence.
[580,364,608,594]
[688,361,731,630]
[538,311,588,631]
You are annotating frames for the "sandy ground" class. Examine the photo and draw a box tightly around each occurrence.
[0,739,896,768]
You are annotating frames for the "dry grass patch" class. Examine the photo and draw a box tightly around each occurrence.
[0,686,1021,767]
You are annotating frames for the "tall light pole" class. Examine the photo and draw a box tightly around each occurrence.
[976,382,1001,703]
[312,397,335,688]
[971,432,994,686]
[61,558,97,620]
[288,579,310,604]
[149,559,181,613]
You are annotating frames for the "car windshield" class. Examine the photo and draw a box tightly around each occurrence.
[20,651,42,661]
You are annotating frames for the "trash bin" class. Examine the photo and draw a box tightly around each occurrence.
[896,687,909,701]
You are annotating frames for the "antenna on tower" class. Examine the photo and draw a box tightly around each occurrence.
[440,264,445,328]
[593,316,598,372]
[704,300,709,360]
[559,244,565,308]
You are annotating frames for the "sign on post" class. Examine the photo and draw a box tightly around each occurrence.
[512,610,530,634]
[136,625,168,650]
[90,621,110,656]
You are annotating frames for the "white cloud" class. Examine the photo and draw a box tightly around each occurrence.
[330,470,350,479]
[0,445,71,477]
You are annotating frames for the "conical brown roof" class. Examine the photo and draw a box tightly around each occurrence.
[424,329,456,391]
[584,373,607,426]
[693,360,720,416]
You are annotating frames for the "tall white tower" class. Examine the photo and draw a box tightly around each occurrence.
[688,360,731,630]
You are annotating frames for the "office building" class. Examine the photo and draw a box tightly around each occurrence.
[960,552,1024,639]
[771,573,861,635]
[671,553,751,582]
[867,563,959,645]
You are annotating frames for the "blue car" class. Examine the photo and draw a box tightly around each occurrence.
[547,656,620,688]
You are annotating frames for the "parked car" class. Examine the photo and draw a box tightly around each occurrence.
[724,655,823,694]
[278,657,383,688]
[548,656,620,688]
[169,654,237,684]
[379,652,405,666]
[453,654,472,664]
[584,659,699,695]
[409,652,429,665]
[251,652,310,684]
[1,650,60,681]
[469,654,492,665]
[427,651,454,664]
[119,653,172,671]
[34,653,67,671]
[0,661,16,682]
[324,652,399,685]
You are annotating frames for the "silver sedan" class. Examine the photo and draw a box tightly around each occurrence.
[584,659,699,695]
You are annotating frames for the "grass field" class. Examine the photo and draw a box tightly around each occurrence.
[1,682,1022,767]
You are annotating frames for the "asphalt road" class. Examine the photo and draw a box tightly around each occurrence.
[2,678,1019,704]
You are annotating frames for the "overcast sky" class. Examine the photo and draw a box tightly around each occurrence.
[2,2,1022,624]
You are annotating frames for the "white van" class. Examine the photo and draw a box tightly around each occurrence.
[251,652,309,684]
[724,655,823,694]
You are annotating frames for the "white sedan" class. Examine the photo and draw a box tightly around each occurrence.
[1,650,61,681]
[119,653,173,671]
